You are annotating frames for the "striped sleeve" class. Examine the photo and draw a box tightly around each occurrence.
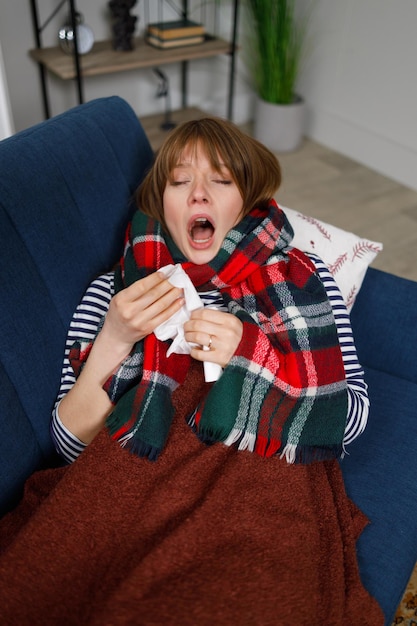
[50,272,114,463]
[308,253,369,447]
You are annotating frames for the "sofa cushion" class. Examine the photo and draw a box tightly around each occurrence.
[341,367,417,624]
[282,206,383,310]
[350,267,417,382]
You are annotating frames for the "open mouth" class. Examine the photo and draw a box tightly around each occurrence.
[188,216,215,244]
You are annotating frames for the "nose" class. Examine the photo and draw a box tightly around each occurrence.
[189,179,209,204]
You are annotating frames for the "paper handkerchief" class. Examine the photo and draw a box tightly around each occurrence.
[154,264,202,355]
[153,264,222,382]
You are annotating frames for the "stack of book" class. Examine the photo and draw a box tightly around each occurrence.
[146,19,205,49]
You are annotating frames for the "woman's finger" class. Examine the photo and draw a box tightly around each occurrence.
[184,310,243,368]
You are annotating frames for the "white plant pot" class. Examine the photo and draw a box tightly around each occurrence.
[253,96,305,153]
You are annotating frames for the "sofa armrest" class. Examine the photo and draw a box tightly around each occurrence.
[350,267,417,383]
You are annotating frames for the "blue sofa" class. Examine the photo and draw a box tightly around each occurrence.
[0,96,416,625]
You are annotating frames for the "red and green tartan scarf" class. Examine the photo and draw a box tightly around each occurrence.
[70,200,348,463]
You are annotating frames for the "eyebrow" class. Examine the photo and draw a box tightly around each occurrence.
[173,161,228,169]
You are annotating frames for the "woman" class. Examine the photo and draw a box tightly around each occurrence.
[0,117,383,625]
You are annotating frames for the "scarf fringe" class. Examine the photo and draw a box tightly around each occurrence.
[187,417,343,463]
[107,411,163,461]
[223,428,256,452]
[280,443,344,465]
[117,431,161,461]
[187,412,238,447]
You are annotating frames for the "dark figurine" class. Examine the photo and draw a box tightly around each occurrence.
[108,0,138,51]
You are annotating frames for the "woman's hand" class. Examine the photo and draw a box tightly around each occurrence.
[100,271,185,358]
[183,308,243,368]
[58,272,184,444]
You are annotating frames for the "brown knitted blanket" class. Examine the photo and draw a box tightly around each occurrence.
[0,364,383,625]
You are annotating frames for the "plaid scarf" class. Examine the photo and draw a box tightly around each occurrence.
[70,200,348,463]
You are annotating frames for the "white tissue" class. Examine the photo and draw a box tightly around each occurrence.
[153,264,222,382]
[154,264,202,355]
[202,304,223,383]
[202,346,223,382]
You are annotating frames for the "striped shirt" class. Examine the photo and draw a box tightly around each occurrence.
[51,255,369,463]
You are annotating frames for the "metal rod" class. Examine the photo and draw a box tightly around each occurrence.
[181,0,188,108]
[29,0,51,119]
[227,0,240,120]
[68,0,84,104]
[39,0,67,32]
[181,60,188,109]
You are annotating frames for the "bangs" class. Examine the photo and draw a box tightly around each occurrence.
[162,121,237,180]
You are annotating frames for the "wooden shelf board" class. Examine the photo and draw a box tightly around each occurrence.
[29,37,232,80]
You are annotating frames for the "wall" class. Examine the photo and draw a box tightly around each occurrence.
[297,0,417,191]
[0,38,14,139]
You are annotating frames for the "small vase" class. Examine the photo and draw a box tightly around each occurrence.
[108,0,138,51]
[253,95,305,153]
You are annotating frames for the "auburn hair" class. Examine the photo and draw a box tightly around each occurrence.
[136,116,282,229]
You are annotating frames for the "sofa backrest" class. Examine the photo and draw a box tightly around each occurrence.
[0,96,153,514]
[350,267,417,383]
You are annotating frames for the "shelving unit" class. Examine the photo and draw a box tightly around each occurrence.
[29,0,240,121]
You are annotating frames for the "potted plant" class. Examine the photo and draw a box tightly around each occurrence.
[245,0,310,152]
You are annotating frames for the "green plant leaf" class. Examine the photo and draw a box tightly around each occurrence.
[245,0,310,104]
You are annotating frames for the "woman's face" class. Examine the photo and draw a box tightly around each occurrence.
[163,143,244,265]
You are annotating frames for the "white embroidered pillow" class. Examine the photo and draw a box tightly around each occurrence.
[281,206,383,310]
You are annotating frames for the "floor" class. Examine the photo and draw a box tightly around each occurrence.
[273,138,417,283]
[142,109,417,283]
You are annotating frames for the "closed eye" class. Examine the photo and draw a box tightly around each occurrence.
[170,180,189,186]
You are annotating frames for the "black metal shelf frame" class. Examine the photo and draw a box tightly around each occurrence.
[29,0,240,121]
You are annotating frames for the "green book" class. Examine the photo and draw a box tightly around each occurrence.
[146,34,205,49]
[147,19,205,40]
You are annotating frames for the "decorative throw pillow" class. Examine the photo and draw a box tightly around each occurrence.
[281,206,383,310]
